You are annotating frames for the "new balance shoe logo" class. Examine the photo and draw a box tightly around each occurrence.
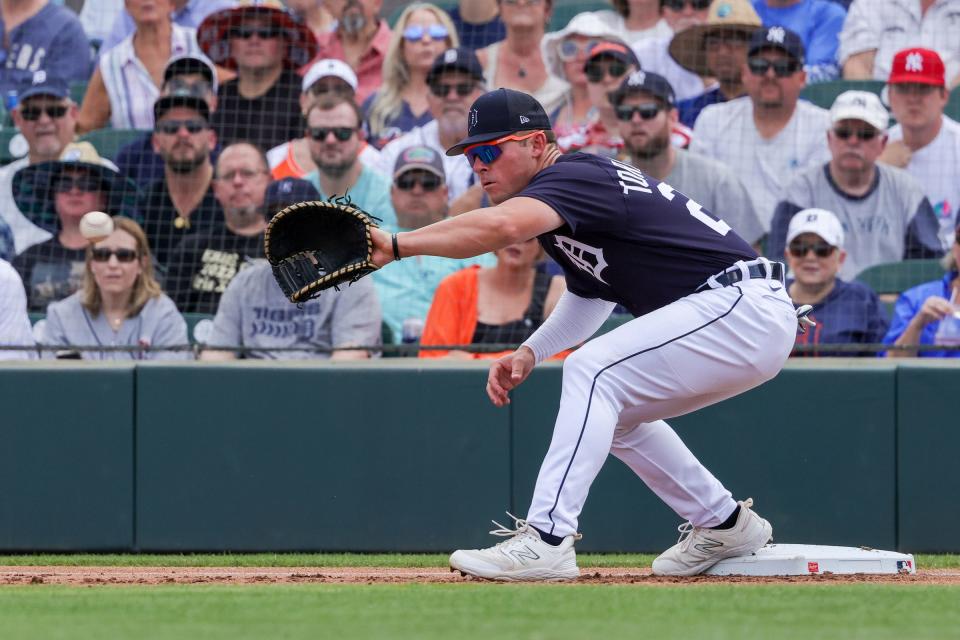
[693,538,724,554]
[508,546,541,564]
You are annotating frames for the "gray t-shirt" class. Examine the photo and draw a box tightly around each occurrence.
[665,149,765,245]
[43,292,191,360]
[207,260,382,359]
[768,163,943,280]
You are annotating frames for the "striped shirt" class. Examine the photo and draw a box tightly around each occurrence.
[100,23,201,130]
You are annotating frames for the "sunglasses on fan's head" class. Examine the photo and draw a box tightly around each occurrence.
[464,130,542,165]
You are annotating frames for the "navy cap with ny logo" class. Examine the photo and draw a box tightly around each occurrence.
[446,88,553,157]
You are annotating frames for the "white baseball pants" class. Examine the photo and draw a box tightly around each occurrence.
[526,276,798,538]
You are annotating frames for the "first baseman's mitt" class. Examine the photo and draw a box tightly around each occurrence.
[264,197,380,303]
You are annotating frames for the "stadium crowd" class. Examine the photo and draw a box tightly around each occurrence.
[1,0,958,360]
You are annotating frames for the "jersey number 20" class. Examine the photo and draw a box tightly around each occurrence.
[657,183,731,236]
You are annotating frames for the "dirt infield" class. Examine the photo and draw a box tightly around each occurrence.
[1,566,957,586]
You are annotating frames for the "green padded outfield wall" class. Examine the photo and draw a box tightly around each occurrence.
[896,363,960,552]
[0,364,134,551]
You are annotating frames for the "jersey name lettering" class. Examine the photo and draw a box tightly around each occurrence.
[553,235,609,284]
[610,158,653,195]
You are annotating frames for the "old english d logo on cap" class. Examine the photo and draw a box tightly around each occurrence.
[447,88,552,156]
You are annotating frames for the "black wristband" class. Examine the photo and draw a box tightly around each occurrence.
[391,233,402,261]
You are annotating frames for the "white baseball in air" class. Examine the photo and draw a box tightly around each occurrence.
[79,211,114,243]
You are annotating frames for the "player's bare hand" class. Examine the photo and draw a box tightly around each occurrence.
[486,346,536,407]
[877,140,912,168]
[370,227,395,268]
[916,296,955,326]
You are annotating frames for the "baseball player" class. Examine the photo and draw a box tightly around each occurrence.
[369,88,804,580]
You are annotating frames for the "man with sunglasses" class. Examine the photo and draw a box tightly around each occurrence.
[751,0,846,82]
[201,2,319,153]
[1,76,77,257]
[372,145,493,345]
[367,87,803,580]
[312,0,392,104]
[115,53,221,190]
[612,70,763,246]
[769,90,942,280]
[881,48,960,252]
[691,26,830,235]
[303,99,397,229]
[379,48,487,203]
[783,208,888,357]
[139,90,224,269]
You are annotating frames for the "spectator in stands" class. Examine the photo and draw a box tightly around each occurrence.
[1,76,77,256]
[303,99,396,227]
[115,52,220,189]
[880,48,960,251]
[0,259,35,360]
[574,40,643,155]
[201,258,381,359]
[312,0,392,104]
[199,1,318,151]
[139,90,223,268]
[166,144,318,314]
[632,0,713,103]
[478,0,569,117]
[419,237,565,359]
[587,0,671,43]
[769,90,942,279]
[267,58,381,179]
[784,208,889,356]
[542,13,619,148]
[286,0,337,38]
[12,142,140,312]
[691,26,830,233]
[612,70,764,245]
[0,0,92,98]
[838,0,960,87]
[79,0,204,132]
[448,0,504,51]
[363,3,457,149]
[97,0,237,54]
[884,219,960,358]
[378,48,485,202]
[43,215,190,360]
[670,0,760,127]
[372,145,492,344]
[752,0,846,83]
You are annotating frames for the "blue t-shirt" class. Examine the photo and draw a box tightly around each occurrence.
[752,0,846,83]
[519,153,756,317]
[304,166,398,231]
[0,3,93,98]
[677,87,726,129]
[883,272,960,358]
[789,278,889,356]
[448,7,506,52]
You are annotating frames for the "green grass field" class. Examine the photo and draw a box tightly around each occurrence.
[0,555,957,640]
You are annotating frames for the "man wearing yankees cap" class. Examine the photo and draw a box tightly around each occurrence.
[368,87,809,580]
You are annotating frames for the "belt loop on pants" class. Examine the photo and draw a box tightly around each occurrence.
[696,259,786,292]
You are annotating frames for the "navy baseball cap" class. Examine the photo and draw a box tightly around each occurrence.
[266,177,321,217]
[446,88,552,156]
[427,47,485,85]
[18,74,69,102]
[748,26,804,63]
[609,70,676,107]
[153,86,211,121]
[163,53,219,93]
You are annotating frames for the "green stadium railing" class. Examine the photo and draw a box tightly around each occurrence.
[69,80,88,107]
[800,79,886,110]
[78,128,148,162]
[946,86,960,123]
[855,258,945,298]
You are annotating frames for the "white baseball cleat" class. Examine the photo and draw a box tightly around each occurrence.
[652,498,773,577]
[449,513,582,581]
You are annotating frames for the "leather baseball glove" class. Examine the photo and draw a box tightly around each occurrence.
[264,197,380,303]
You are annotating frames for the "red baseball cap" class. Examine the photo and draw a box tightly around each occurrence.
[888,48,945,87]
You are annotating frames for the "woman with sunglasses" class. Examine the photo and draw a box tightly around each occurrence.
[419,238,565,360]
[78,0,206,132]
[12,143,141,313]
[477,0,568,118]
[363,3,459,149]
[42,216,190,361]
[884,219,960,358]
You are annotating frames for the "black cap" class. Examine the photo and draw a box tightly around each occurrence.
[427,47,485,85]
[748,26,804,63]
[446,88,552,156]
[153,87,211,122]
[609,70,676,107]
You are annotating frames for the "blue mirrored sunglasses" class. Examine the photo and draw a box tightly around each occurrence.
[464,131,541,165]
[403,24,449,42]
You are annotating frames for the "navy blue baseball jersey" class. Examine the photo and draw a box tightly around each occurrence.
[518,153,757,317]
